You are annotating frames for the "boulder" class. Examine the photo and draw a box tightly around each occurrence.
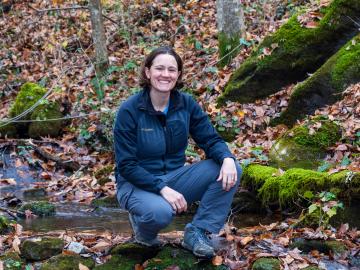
[269,118,341,170]
[20,237,64,261]
[40,254,95,270]
[218,0,360,105]
[18,201,56,217]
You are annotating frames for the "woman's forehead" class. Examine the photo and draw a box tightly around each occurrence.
[152,54,178,67]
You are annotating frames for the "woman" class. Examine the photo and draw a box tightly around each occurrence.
[114,46,242,258]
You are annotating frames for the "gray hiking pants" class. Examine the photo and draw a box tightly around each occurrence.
[116,159,242,240]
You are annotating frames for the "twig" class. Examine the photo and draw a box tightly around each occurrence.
[0,206,23,219]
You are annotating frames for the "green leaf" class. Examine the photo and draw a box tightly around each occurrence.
[326,208,337,217]
[195,40,202,50]
[303,191,314,200]
[317,162,331,172]
[308,204,318,214]
[217,126,225,131]
[240,38,251,47]
[340,156,351,166]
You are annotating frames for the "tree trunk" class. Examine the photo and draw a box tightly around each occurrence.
[88,0,108,75]
[218,0,360,105]
[216,0,245,67]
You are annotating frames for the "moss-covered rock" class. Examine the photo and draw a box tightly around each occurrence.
[91,196,118,208]
[269,118,341,170]
[110,242,159,262]
[145,246,227,270]
[20,237,64,261]
[40,254,95,270]
[94,255,138,270]
[0,122,18,138]
[252,258,280,270]
[0,252,25,270]
[290,239,347,256]
[273,34,360,126]
[28,102,63,138]
[0,215,15,234]
[218,0,360,105]
[94,165,114,186]
[241,164,360,206]
[18,201,55,217]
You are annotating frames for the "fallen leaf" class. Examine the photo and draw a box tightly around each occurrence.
[79,263,89,270]
[12,236,21,253]
[135,264,144,270]
[239,236,254,246]
[212,255,223,266]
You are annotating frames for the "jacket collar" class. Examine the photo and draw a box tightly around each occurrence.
[137,87,184,114]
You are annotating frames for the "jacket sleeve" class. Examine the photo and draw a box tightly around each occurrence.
[188,97,235,164]
[114,105,167,194]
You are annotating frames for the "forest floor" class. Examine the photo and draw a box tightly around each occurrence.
[0,0,359,269]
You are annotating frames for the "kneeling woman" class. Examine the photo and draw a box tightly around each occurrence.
[114,46,242,258]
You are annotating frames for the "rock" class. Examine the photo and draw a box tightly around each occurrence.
[273,34,360,126]
[20,237,64,261]
[218,0,360,105]
[67,242,86,254]
[18,201,55,217]
[251,258,280,270]
[269,118,341,170]
[28,102,63,138]
[91,196,118,208]
[94,165,114,186]
[39,254,95,270]
[0,215,14,234]
[290,239,347,257]
[0,252,25,270]
[110,242,159,262]
[145,245,226,270]
[319,260,349,270]
[94,255,138,270]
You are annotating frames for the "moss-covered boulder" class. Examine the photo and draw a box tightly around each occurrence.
[290,239,347,256]
[94,165,114,186]
[28,102,63,138]
[110,242,159,262]
[20,237,64,261]
[145,246,227,270]
[91,196,118,208]
[218,0,360,105]
[0,252,25,270]
[0,122,17,138]
[40,254,95,270]
[94,255,138,270]
[252,258,280,270]
[273,34,360,126]
[269,118,341,170]
[241,164,360,207]
[0,215,15,234]
[18,201,56,217]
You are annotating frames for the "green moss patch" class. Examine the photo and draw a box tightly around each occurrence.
[94,165,114,186]
[0,215,15,234]
[0,252,25,270]
[40,254,95,270]
[20,237,64,261]
[252,257,280,270]
[94,255,138,270]
[91,196,118,208]
[110,242,159,262]
[290,239,347,256]
[19,201,56,217]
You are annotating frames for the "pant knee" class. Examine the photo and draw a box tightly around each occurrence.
[140,206,173,229]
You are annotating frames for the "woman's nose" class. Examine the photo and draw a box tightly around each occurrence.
[161,69,170,76]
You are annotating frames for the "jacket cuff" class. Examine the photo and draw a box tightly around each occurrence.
[155,180,167,194]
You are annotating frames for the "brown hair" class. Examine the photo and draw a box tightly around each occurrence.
[139,46,184,89]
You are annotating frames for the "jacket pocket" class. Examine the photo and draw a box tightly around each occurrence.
[166,120,188,154]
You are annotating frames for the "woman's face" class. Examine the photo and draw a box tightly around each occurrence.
[145,54,180,93]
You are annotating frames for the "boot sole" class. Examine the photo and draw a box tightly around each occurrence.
[181,241,214,259]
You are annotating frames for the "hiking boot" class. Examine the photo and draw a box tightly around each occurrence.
[182,223,215,258]
[128,213,161,247]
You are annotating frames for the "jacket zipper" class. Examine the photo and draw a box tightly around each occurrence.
[163,125,167,174]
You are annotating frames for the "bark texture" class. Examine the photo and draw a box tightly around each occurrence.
[218,0,360,105]
[89,0,108,75]
[216,0,245,67]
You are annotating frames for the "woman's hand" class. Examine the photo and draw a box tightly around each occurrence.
[160,186,187,214]
[217,157,238,191]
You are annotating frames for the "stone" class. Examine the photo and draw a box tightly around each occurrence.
[0,252,25,270]
[39,254,95,270]
[18,201,55,217]
[20,237,64,261]
[251,258,280,270]
[67,242,86,254]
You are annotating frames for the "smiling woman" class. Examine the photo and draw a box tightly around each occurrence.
[113,46,242,258]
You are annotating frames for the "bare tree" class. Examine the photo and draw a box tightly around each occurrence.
[216,0,245,67]
[88,0,108,75]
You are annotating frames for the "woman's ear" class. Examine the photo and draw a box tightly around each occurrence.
[145,67,151,79]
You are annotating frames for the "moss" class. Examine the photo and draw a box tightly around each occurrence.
[290,239,346,256]
[9,82,46,118]
[218,31,241,68]
[28,102,63,138]
[145,246,225,270]
[242,164,278,189]
[273,35,360,126]
[94,255,138,270]
[0,215,15,234]
[20,237,64,261]
[91,196,118,208]
[218,0,360,105]
[252,258,280,270]
[0,252,25,270]
[303,267,321,270]
[0,122,17,138]
[40,254,95,270]
[19,201,56,217]
[94,165,114,186]
[110,242,159,262]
